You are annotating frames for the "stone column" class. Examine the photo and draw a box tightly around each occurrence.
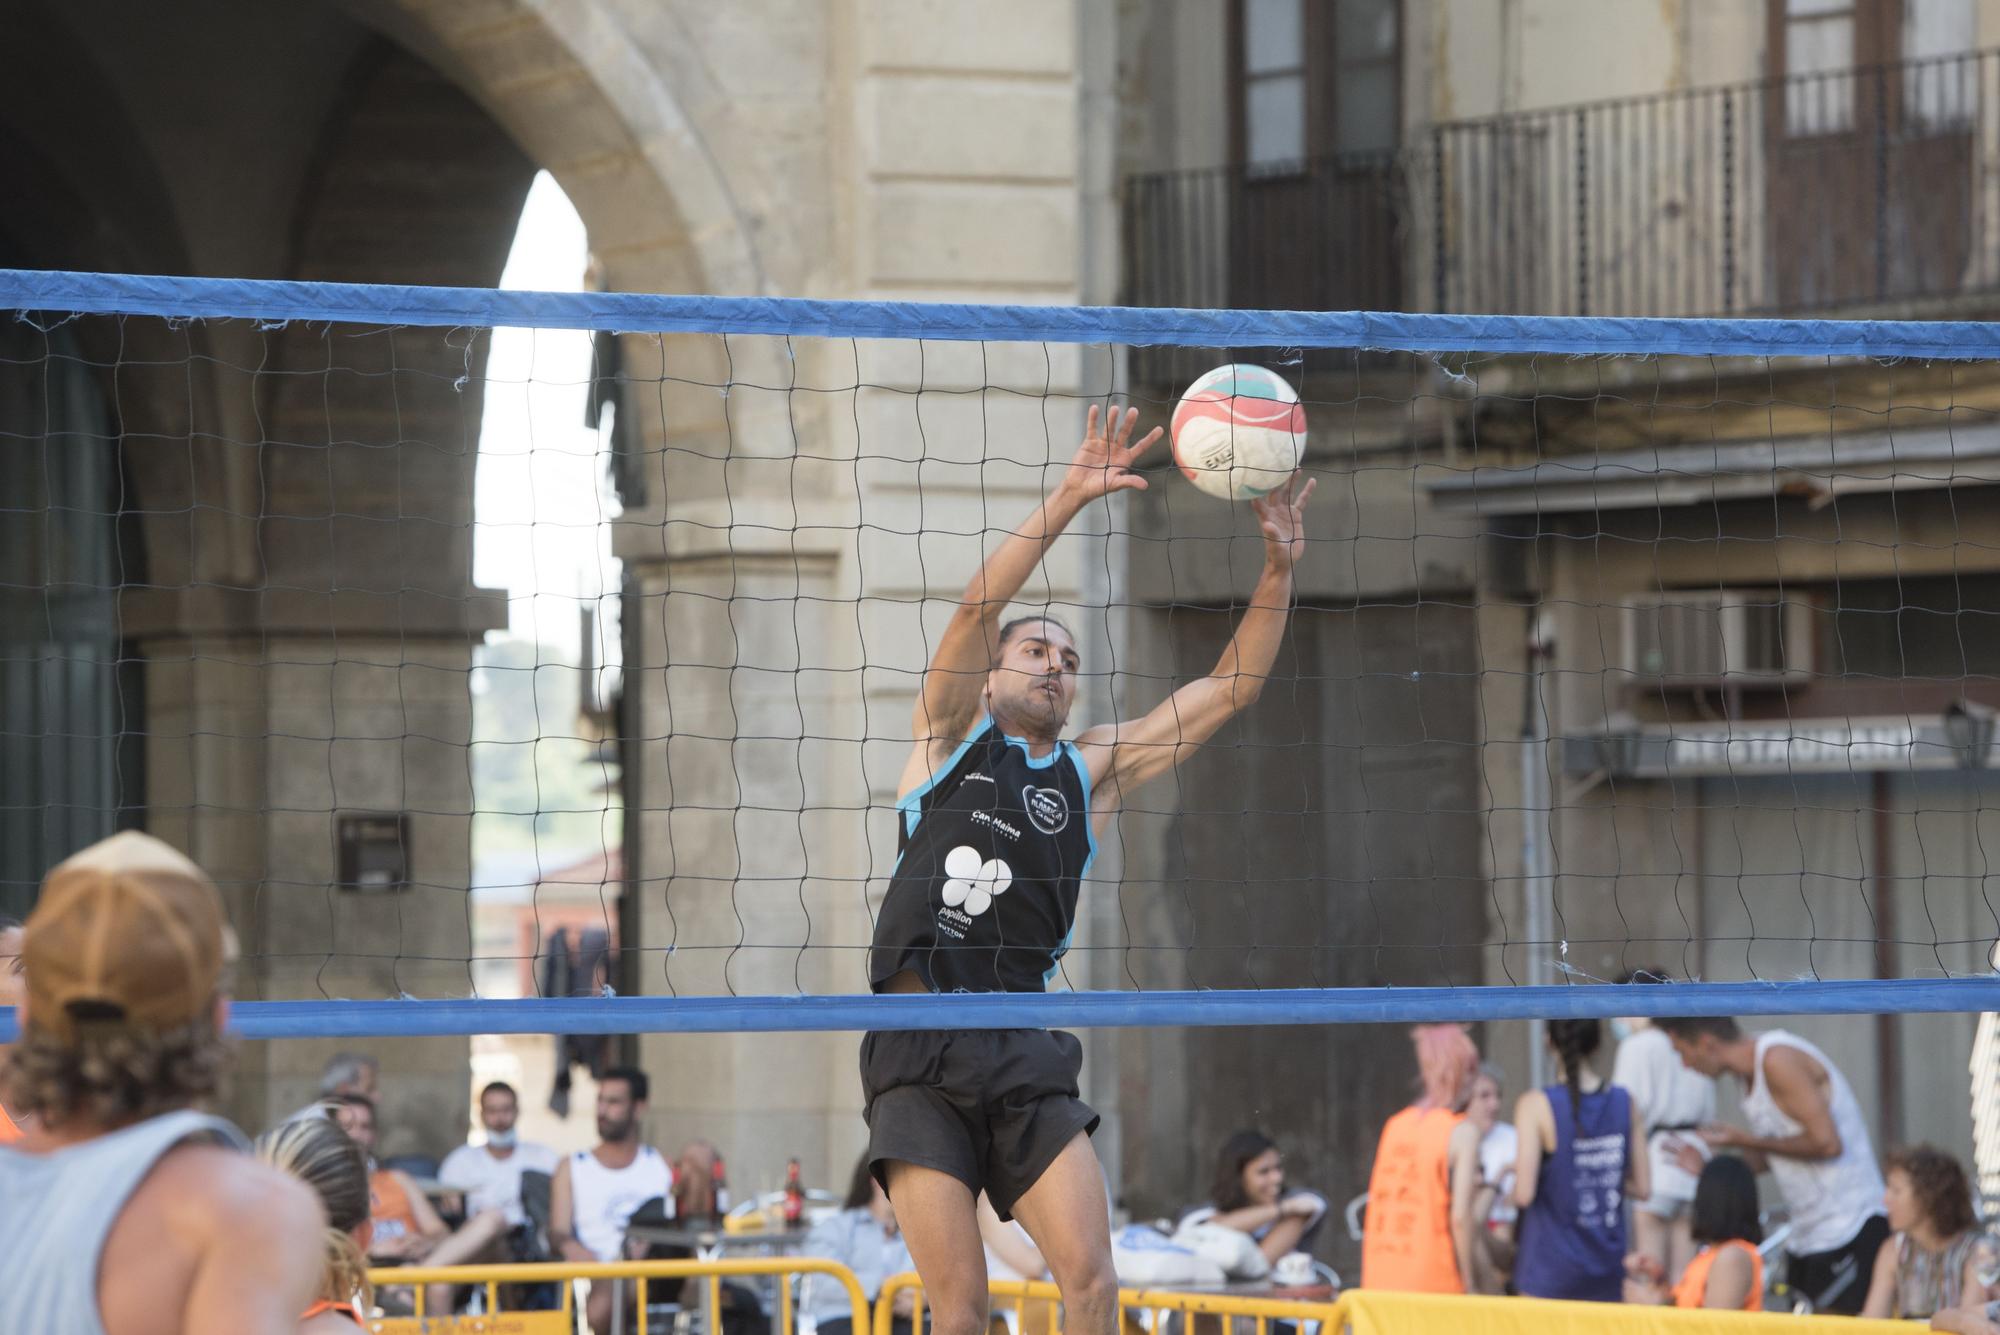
[615,0,1091,1193]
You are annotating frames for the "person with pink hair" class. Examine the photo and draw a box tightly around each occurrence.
[1360,1025,1480,1291]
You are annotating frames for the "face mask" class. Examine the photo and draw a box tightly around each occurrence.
[486,1129,518,1150]
[1609,1018,1633,1043]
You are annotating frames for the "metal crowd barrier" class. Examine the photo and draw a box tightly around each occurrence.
[362,1255,870,1335]
[870,1273,1345,1335]
[361,1258,1938,1335]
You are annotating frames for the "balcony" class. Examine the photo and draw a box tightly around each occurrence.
[1122,50,2000,321]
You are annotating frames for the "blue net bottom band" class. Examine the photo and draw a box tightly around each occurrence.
[2,978,1995,1040]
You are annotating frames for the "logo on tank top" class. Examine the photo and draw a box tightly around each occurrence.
[937,844,1011,937]
[1022,785,1069,834]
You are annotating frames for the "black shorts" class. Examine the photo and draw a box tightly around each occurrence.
[860,1028,1099,1221]
[1788,1214,1888,1315]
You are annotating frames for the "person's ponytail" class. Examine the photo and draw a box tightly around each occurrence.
[255,1107,375,1313]
[325,1225,373,1310]
[1546,1018,1602,1119]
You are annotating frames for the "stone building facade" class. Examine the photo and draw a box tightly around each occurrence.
[10,0,2000,1270]
[0,0,1114,1182]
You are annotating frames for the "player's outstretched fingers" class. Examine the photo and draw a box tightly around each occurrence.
[1124,423,1165,466]
[1110,404,1139,450]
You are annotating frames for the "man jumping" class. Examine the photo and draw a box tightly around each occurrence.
[864,403,1314,1335]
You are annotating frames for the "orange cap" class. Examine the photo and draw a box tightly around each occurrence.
[24,831,226,1042]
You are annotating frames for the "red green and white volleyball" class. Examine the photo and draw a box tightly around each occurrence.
[1169,364,1307,501]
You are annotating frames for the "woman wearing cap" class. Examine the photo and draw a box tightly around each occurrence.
[0,914,28,1142]
[0,830,324,1335]
[259,1108,375,1330]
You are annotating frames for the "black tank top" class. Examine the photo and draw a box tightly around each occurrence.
[869,717,1096,993]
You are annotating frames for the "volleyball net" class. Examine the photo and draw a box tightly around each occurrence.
[7,269,2000,1038]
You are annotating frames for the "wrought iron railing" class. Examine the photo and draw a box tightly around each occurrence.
[1123,50,2000,320]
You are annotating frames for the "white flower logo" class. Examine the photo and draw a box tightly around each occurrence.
[941,844,1012,916]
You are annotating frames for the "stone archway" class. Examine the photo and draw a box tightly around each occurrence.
[342,0,765,298]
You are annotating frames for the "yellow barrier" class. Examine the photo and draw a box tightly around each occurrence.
[871,1272,1345,1335]
[1337,1289,1923,1335]
[362,1255,871,1335]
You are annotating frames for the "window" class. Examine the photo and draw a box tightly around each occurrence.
[1334,0,1399,154]
[1236,0,1401,169]
[1784,0,1857,134]
[1242,0,1306,170]
[1904,0,1976,128]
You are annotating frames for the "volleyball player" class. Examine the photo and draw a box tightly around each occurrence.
[0,831,324,1334]
[865,404,1313,1335]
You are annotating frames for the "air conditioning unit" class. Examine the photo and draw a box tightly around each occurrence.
[1623,589,1814,689]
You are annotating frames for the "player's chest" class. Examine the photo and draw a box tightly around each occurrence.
[939,752,1079,845]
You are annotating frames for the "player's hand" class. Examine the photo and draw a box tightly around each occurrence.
[1252,473,1315,572]
[1696,1121,1744,1149]
[1667,1135,1708,1177]
[1060,403,1162,504]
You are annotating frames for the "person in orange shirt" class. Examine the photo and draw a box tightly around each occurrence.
[1625,1155,1763,1310]
[1360,1024,1480,1292]
[329,1091,509,1316]
[0,914,27,1143]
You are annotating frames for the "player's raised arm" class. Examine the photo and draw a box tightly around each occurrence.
[908,404,1162,751]
[1075,473,1314,819]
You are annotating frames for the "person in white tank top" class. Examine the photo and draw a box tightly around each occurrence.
[551,1067,675,1334]
[1657,1017,1887,1315]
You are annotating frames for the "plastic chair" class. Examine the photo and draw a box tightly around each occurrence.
[1756,1212,1805,1313]
[1342,1193,1368,1242]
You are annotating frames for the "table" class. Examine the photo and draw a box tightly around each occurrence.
[625,1221,816,1262]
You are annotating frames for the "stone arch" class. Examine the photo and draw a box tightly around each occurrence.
[341,0,766,297]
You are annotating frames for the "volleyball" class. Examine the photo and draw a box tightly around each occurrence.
[1170,363,1307,501]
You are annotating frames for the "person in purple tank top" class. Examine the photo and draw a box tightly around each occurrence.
[1512,1018,1651,1302]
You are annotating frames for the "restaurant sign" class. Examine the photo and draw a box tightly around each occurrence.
[1565,714,1997,778]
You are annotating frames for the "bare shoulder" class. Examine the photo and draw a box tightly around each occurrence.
[895,716,989,801]
[1070,723,1121,780]
[1764,1042,1828,1089]
[1710,1242,1756,1283]
[171,1144,321,1223]
[100,1144,323,1334]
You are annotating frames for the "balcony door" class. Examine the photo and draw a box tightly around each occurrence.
[1228,0,1402,311]
[1764,0,1974,309]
